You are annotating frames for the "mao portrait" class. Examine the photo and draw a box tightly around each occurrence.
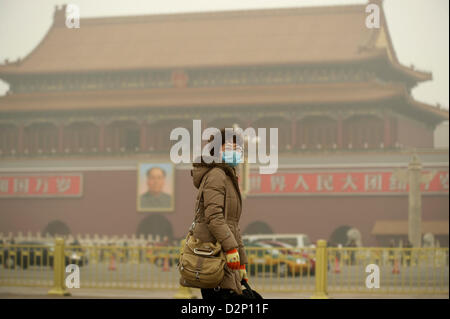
[137,163,174,212]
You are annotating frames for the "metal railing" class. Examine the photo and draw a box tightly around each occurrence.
[326,246,449,295]
[0,242,54,288]
[244,245,316,293]
[0,239,448,297]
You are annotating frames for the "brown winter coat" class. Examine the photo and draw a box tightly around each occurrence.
[190,156,248,294]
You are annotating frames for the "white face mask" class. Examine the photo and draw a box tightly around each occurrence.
[222,143,243,167]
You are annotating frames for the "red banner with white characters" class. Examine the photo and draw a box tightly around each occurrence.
[248,169,449,196]
[0,174,83,198]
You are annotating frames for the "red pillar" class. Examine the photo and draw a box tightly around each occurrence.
[147,124,154,151]
[18,123,24,154]
[383,114,391,148]
[58,123,64,153]
[337,115,343,149]
[115,126,120,151]
[99,122,105,152]
[140,121,147,152]
[291,118,297,149]
[34,128,38,153]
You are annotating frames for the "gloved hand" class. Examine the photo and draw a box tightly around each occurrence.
[225,248,240,270]
[239,264,248,282]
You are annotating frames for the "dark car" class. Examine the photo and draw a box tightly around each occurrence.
[3,240,88,270]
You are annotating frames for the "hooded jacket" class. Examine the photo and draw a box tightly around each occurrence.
[190,155,248,294]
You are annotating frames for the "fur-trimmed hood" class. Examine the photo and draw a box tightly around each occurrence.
[191,155,237,189]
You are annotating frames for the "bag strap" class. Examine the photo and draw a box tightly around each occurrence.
[188,169,210,234]
[190,167,228,231]
[193,171,209,222]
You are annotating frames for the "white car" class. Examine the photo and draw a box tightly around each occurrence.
[242,233,314,248]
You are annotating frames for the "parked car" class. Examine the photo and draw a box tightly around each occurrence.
[257,240,316,276]
[243,233,314,248]
[245,240,316,277]
[245,241,284,276]
[3,240,88,270]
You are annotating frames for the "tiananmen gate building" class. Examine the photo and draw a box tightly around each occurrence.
[0,3,448,246]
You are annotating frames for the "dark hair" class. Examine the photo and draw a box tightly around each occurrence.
[146,166,166,178]
[208,128,243,156]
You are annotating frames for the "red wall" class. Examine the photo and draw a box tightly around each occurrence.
[395,115,434,148]
[0,169,448,246]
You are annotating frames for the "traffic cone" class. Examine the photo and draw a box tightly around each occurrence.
[162,255,170,272]
[333,256,341,274]
[392,258,400,274]
[108,254,116,271]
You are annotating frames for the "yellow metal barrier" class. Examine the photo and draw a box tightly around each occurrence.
[48,238,71,296]
[327,246,449,295]
[311,240,328,299]
[0,239,448,296]
[0,241,54,287]
[244,244,316,293]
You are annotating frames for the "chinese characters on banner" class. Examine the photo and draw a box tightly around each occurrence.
[248,169,449,195]
[0,174,83,198]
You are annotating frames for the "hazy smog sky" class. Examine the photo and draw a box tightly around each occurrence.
[0,0,448,110]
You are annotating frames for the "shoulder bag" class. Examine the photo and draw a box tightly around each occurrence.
[178,169,227,288]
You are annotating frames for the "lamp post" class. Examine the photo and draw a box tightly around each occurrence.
[408,154,422,248]
[392,150,436,247]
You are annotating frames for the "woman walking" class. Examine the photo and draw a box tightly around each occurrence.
[190,128,249,300]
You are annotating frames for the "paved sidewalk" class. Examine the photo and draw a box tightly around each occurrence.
[0,286,447,299]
